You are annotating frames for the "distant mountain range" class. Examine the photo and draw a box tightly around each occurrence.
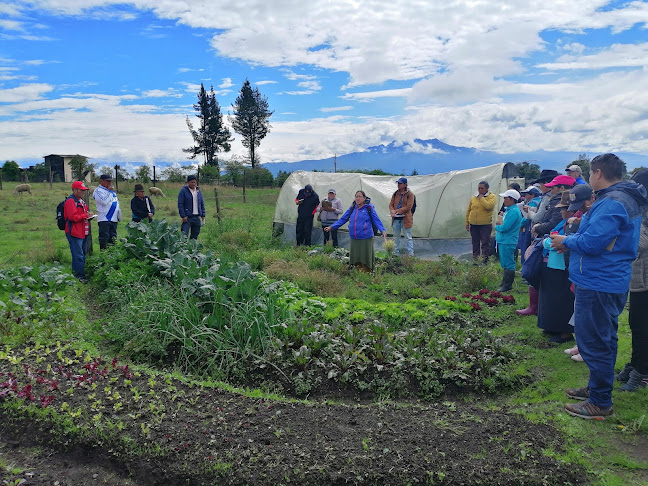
[263,138,648,176]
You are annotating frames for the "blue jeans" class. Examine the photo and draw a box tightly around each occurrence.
[66,233,88,279]
[392,218,413,256]
[498,243,516,271]
[181,215,202,240]
[574,285,627,408]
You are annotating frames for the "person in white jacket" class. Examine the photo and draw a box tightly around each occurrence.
[93,174,122,250]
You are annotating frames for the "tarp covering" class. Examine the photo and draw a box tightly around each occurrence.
[274,163,518,239]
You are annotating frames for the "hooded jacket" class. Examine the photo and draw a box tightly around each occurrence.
[564,181,648,293]
[630,210,648,292]
[331,198,386,240]
[296,185,320,220]
[495,203,522,245]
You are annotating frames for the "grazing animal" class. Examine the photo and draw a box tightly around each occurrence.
[13,184,32,195]
[149,187,166,197]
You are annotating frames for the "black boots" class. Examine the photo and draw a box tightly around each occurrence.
[498,269,515,292]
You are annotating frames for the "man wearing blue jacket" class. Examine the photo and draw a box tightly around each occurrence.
[552,153,648,420]
[495,189,522,291]
[178,174,205,240]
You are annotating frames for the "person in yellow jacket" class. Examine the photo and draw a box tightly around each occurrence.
[465,180,497,264]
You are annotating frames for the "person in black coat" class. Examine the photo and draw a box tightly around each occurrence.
[295,184,320,246]
[131,184,155,222]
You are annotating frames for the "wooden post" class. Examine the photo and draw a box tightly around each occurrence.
[83,189,94,256]
[0,173,3,191]
[214,187,222,222]
[197,166,200,187]
[242,169,246,203]
[114,165,119,192]
[48,164,53,189]
[152,166,157,187]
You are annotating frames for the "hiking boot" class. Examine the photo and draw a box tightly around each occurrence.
[565,401,613,420]
[615,363,634,383]
[565,386,590,401]
[619,369,648,392]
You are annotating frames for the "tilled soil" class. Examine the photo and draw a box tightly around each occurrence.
[1,347,587,485]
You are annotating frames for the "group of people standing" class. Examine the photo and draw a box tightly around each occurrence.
[63,174,207,282]
[295,177,416,272]
[509,155,648,420]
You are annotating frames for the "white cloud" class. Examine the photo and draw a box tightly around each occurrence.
[141,88,182,98]
[341,88,411,101]
[320,106,353,113]
[297,80,321,91]
[256,80,277,85]
[0,19,24,31]
[219,77,233,88]
[537,42,648,70]
[0,83,53,102]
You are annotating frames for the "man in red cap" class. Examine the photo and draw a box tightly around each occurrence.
[64,181,94,282]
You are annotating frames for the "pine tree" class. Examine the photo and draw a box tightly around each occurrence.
[184,83,232,176]
[230,79,273,169]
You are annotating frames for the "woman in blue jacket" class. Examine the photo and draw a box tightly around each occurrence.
[326,190,386,272]
[495,189,522,291]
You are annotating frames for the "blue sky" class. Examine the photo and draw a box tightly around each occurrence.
[1,0,648,173]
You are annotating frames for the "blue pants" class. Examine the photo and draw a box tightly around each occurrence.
[574,286,627,408]
[498,244,516,271]
[66,234,88,279]
[392,218,413,256]
[181,215,202,240]
[98,221,118,250]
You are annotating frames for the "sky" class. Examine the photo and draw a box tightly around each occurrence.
[1,0,648,172]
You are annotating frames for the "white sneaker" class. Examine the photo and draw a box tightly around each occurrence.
[564,345,579,356]
[571,354,584,362]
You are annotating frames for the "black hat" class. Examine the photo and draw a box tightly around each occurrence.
[186,174,197,182]
[567,184,593,212]
[99,174,112,181]
[134,184,144,192]
[533,169,559,184]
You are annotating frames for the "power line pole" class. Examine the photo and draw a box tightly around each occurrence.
[334,154,337,173]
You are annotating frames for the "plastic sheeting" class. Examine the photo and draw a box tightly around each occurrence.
[274,163,518,239]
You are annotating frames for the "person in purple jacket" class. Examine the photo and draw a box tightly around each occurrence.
[326,190,386,272]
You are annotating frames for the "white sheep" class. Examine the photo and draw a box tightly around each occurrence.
[149,187,166,197]
[13,183,32,195]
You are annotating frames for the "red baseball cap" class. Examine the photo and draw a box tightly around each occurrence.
[545,175,576,187]
[71,181,89,190]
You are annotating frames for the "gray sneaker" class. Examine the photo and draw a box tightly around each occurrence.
[565,401,613,420]
[565,386,590,401]
[615,363,634,383]
[619,369,648,392]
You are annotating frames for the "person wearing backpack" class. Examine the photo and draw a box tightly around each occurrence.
[64,181,94,283]
[326,190,386,272]
[389,177,416,256]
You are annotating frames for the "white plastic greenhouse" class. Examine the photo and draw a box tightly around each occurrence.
[272,162,522,259]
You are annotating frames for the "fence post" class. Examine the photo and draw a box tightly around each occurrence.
[49,164,53,189]
[153,166,157,187]
[114,165,119,192]
[83,190,94,256]
[214,187,222,222]
[0,173,3,190]
[242,170,246,203]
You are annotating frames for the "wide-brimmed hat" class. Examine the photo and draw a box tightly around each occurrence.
[134,184,145,192]
[555,191,572,208]
[568,184,593,212]
[533,169,559,184]
[545,175,576,187]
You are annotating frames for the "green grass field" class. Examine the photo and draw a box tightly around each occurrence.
[0,180,646,485]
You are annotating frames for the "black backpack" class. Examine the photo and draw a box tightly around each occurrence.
[56,195,73,231]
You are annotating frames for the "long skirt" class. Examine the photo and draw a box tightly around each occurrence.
[537,263,574,335]
[349,237,375,270]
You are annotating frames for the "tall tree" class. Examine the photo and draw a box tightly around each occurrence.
[135,165,152,183]
[69,155,96,181]
[515,161,541,183]
[2,160,20,181]
[184,83,232,177]
[230,79,273,169]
